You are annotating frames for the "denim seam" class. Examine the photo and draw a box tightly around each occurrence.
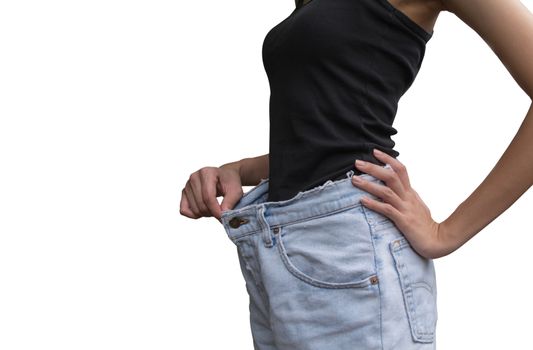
[245,238,271,304]
[230,202,364,241]
[363,205,385,350]
[232,230,261,242]
[277,202,363,231]
[369,222,384,350]
[360,205,397,232]
[372,219,397,231]
[258,205,273,248]
[360,205,374,234]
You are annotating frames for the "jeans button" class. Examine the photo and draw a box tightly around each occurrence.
[229,216,248,228]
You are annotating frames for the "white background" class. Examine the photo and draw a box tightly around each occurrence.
[1,0,532,349]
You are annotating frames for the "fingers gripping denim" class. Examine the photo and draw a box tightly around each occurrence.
[220,165,438,350]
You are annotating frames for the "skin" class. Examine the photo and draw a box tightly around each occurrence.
[181,0,533,260]
[351,0,533,259]
[380,0,443,35]
[180,154,269,221]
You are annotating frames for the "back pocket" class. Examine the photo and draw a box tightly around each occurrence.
[390,237,438,343]
[275,205,378,289]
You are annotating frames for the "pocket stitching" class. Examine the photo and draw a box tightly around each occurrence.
[276,231,376,289]
[390,237,436,343]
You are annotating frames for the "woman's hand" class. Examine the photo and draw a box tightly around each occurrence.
[180,165,243,223]
[351,149,457,259]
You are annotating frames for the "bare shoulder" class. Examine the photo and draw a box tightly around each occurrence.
[440,0,533,97]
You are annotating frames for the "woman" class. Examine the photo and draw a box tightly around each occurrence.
[180,0,533,348]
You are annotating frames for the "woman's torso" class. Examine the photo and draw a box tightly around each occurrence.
[264,0,436,202]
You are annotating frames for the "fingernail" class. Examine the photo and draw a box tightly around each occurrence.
[374,149,383,155]
[355,159,366,166]
[352,175,361,182]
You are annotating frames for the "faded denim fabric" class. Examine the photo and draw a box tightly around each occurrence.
[220,164,438,350]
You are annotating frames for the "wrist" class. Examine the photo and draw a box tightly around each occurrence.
[437,219,464,257]
[220,161,243,178]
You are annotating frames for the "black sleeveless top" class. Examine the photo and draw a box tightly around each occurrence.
[263,0,433,201]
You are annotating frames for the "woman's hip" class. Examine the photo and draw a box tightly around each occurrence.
[219,167,437,349]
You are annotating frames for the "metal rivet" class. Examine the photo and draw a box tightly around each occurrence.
[273,227,280,234]
[229,216,248,229]
[370,276,379,285]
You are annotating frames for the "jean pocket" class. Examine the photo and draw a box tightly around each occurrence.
[274,205,378,289]
[390,236,438,343]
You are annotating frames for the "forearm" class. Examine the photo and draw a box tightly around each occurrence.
[441,102,533,251]
[220,154,269,186]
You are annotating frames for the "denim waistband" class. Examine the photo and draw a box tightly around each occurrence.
[220,164,391,242]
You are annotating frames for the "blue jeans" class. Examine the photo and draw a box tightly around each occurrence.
[220,165,438,349]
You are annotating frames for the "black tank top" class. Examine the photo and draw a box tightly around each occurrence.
[263,0,433,202]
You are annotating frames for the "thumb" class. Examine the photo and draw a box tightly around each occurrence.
[220,184,243,212]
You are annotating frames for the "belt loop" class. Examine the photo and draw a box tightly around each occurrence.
[258,205,273,248]
[346,169,355,178]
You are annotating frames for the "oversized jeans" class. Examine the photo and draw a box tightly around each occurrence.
[220,165,438,349]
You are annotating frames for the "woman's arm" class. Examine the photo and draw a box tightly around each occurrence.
[436,0,533,254]
[351,0,533,259]
[440,103,533,254]
[180,154,269,220]
[220,153,269,186]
